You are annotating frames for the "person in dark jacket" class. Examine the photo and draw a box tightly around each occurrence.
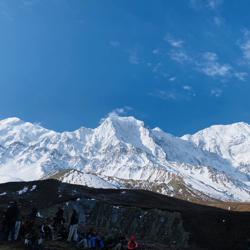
[5,201,19,241]
[54,207,65,227]
[53,207,65,239]
[29,207,38,220]
[96,232,105,249]
[67,209,79,242]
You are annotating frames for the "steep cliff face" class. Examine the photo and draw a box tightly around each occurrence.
[61,199,188,248]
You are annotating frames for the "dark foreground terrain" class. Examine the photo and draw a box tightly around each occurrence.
[0,179,250,250]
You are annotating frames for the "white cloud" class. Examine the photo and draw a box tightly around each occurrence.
[109,40,120,48]
[207,0,223,10]
[152,62,162,73]
[210,88,222,97]
[169,49,246,81]
[202,52,218,61]
[190,0,223,10]
[152,48,160,54]
[128,50,140,65]
[165,34,185,48]
[197,52,232,77]
[183,85,196,97]
[200,63,231,77]
[169,77,176,82]
[169,50,190,63]
[109,106,133,116]
[149,90,177,101]
[238,29,250,63]
[235,72,248,81]
[149,88,195,101]
[213,16,223,27]
[183,85,192,91]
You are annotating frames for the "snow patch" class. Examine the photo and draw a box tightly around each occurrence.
[17,186,29,195]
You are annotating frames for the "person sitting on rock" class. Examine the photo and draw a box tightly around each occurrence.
[111,235,127,250]
[87,228,97,248]
[77,232,88,248]
[127,235,138,250]
[41,217,54,240]
[67,209,79,242]
[96,232,105,249]
[24,221,43,249]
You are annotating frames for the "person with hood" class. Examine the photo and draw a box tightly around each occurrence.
[127,235,138,250]
[67,209,79,242]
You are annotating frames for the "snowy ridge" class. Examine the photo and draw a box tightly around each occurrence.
[182,122,250,176]
[50,169,119,189]
[0,115,250,201]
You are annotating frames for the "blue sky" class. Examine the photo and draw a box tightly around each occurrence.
[1,0,250,135]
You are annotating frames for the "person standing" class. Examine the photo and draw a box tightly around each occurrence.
[67,209,79,242]
[54,207,65,228]
[5,201,19,241]
[14,202,21,241]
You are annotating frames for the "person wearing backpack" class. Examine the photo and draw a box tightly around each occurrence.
[127,235,138,250]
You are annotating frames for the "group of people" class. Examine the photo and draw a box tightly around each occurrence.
[0,201,140,250]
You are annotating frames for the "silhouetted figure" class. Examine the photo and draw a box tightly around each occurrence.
[67,209,79,242]
[29,207,38,221]
[41,218,54,240]
[5,201,19,241]
[87,228,97,248]
[54,207,65,228]
[96,232,105,249]
[111,235,127,250]
[13,202,21,241]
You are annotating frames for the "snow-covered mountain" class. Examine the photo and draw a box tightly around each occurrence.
[0,116,250,201]
[182,122,250,177]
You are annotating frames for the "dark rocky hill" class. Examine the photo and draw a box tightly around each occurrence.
[0,179,250,250]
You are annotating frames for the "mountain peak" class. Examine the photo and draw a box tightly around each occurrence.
[97,115,145,138]
[101,114,144,127]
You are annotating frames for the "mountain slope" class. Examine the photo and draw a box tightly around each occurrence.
[182,122,250,176]
[0,116,250,201]
[1,179,250,250]
[48,169,120,189]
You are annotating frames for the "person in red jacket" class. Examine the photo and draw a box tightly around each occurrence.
[127,235,138,249]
